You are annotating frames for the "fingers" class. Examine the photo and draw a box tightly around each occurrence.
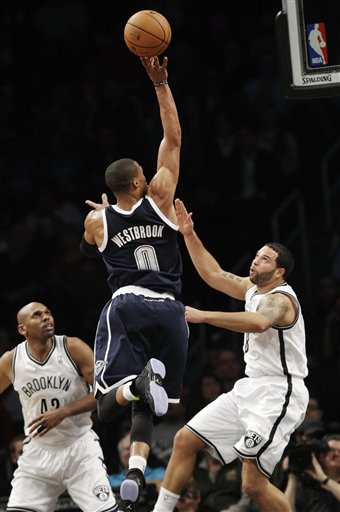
[85,194,109,209]
[175,199,191,218]
[85,200,97,208]
[27,416,43,429]
[30,423,46,437]
[140,55,166,69]
[162,56,168,69]
[101,193,109,206]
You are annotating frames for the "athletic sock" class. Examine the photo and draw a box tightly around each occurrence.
[128,455,147,473]
[122,382,138,401]
[153,487,181,512]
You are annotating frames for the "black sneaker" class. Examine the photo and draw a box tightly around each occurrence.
[118,468,146,512]
[117,500,136,512]
[133,358,168,416]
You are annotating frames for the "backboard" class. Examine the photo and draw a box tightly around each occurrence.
[276,0,340,99]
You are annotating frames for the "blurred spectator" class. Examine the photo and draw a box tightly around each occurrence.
[256,106,300,189]
[295,418,326,443]
[175,477,202,512]
[194,452,242,512]
[212,348,243,393]
[305,275,340,360]
[0,386,24,435]
[284,434,340,511]
[323,295,340,369]
[223,122,278,205]
[270,416,326,495]
[0,433,25,497]
[152,404,187,466]
[187,373,224,419]
[305,393,324,422]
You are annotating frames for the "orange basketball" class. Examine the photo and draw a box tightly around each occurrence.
[124,10,171,57]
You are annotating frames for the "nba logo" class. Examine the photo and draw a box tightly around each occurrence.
[306,23,328,67]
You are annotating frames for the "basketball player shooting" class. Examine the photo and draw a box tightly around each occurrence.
[81,56,188,512]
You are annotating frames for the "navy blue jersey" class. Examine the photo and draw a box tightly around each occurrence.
[98,195,182,297]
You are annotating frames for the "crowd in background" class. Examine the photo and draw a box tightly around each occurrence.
[1,0,340,508]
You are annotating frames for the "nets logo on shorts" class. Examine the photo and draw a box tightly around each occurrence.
[244,430,263,449]
[93,484,110,501]
[95,360,108,376]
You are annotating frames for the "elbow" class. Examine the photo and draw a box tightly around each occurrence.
[252,315,271,333]
[199,272,217,289]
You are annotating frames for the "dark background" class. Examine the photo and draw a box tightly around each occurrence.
[1,0,340,448]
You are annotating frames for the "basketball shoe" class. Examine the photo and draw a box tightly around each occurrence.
[118,468,146,512]
[132,358,168,416]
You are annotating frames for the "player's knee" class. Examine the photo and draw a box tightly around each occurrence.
[97,388,118,422]
[173,427,201,455]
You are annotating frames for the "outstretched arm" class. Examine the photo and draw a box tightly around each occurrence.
[175,199,251,300]
[185,291,292,333]
[142,56,181,221]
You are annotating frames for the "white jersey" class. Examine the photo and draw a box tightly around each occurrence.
[12,335,93,447]
[244,282,308,379]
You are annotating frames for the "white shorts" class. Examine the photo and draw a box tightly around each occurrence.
[7,429,117,512]
[186,375,308,477]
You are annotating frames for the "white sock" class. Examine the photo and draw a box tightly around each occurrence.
[128,455,147,473]
[153,487,180,512]
[122,382,138,401]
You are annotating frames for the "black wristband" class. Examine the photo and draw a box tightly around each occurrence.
[153,80,168,88]
[321,476,330,485]
[80,235,97,258]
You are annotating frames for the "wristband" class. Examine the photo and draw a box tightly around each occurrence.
[321,476,330,485]
[153,80,168,88]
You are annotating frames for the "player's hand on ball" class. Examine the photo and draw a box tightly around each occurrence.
[85,193,109,211]
[185,306,204,324]
[175,198,194,235]
[141,56,168,83]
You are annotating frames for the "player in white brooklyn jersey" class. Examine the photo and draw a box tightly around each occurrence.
[0,302,117,512]
[151,199,309,512]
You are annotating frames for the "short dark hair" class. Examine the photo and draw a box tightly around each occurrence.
[265,242,295,279]
[105,158,138,194]
[323,433,340,443]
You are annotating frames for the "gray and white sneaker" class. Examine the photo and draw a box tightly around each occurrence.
[118,468,146,512]
[133,358,168,416]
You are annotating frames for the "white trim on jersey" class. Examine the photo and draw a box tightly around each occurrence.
[145,195,179,231]
[98,207,109,252]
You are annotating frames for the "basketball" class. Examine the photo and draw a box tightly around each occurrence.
[124,10,171,57]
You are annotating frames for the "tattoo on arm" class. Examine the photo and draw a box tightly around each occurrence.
[257,294,288,325]
[222,272,243,283]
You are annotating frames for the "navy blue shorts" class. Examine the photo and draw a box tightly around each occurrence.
[94,293,189,401]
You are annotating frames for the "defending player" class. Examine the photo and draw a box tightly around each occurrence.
[151,199,309,512]
[0,302,117,512]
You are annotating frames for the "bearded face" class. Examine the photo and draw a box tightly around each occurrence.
[250,268,277,286]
